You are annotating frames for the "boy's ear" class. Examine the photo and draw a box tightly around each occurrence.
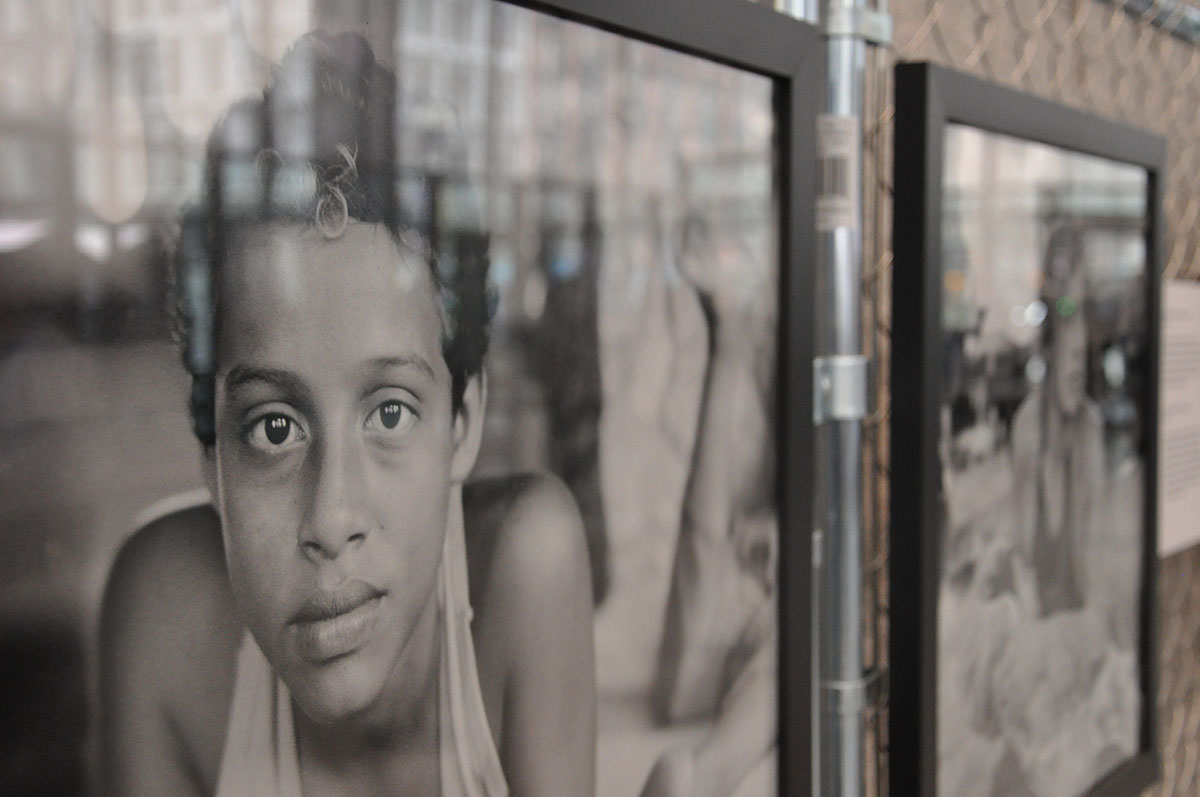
[450,371,487,484]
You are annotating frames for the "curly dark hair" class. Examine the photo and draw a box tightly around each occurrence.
[172,31,490,445]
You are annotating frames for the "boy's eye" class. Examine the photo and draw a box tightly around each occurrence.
[366,399,417,436]
[247,412,306,451]
[265,415,291,444]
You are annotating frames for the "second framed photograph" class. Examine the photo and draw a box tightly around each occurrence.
[890,63,1163,797]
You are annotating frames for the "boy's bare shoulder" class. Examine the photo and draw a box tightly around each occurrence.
[100,503,240,792]
[463,473,596,783]
[103,503,239,647]
[463,472,590,594]
[463,472,591,639]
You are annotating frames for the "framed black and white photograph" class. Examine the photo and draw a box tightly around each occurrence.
[0,0,818,794]
[890,63,1163,797]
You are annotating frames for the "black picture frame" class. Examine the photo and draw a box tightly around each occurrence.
[890,62,1163,797]
[498,2,821,792]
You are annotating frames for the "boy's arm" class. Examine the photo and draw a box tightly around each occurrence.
[652,308,775,722]
[99,508,237,796]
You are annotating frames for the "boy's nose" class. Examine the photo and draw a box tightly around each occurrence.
[300,436,371,561]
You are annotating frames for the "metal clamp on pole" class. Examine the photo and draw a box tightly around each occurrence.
[813,354,870,424]
[821,6,893,45]
[821,668,885,716]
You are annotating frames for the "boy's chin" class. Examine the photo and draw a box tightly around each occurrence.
[287,657,387,725]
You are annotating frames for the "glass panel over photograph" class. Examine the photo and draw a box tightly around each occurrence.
[0,1,778,795]
[937,124,1148,797]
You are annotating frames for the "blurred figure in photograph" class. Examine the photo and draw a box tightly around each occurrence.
[640,211,778,797]
[939,224,1140,797]
[1009,226,1102,620]
[99,31,595,796]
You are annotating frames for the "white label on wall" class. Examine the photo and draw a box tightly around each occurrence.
[816,113,860,232]
[1159,280,1200,556]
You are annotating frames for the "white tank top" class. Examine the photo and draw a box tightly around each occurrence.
[214,522,508,796]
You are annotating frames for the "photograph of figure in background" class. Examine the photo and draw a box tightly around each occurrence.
[0,1,779,795]
[936,125,1149,797]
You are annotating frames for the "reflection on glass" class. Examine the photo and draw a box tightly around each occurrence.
[937,124,1147,797]
[0,1,777,795]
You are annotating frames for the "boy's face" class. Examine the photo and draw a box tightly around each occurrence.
[208,221,476,723]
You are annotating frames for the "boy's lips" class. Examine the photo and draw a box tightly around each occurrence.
[289,581,386,662]
[291,580,384,623]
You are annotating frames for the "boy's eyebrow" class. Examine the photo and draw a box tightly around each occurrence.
[366,355,437,382]
[222,356,437,396]
[224,365,307,396]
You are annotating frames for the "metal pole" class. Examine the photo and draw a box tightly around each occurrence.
[812,1,890,795]
[819,21,865,792]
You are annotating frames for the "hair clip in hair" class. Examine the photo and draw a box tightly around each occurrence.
[1055,295,1079,320]
[315,185,349,238]
[312,144,357,238]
